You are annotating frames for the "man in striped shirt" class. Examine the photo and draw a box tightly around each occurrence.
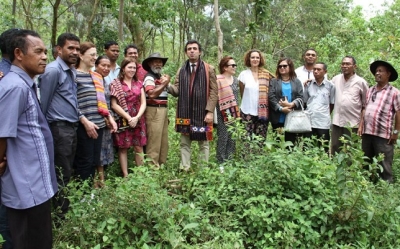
[142,53,171,168]
[358,60,400,183]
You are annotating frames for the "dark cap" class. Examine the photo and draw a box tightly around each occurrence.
[370,60,398,82]
[142,52,168,72]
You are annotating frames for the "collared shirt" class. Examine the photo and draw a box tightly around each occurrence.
[304,79,335,129]
[0,58,11,77]
[332,73,368,128]
[104,64,121,85]
[295,66,328,91]
[144,71,168,105]
[363,84,400,139]
[0,65,58,209]
[39,56,80,123]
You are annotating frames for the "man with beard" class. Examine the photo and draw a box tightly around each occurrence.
[295,48,325,88]
[124,44,147,82]
[142,53,170,167]
[104,41,120,84]
[331,56,368,155]
[0,29,57,249]
[39,32,80,219]
[358,60,400,183]
[168,40,218,171]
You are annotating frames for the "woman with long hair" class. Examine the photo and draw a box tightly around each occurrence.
[215,56,240,171]
[268,58,304,144]
[110,58,147,177]
[74,42,117,182]
[238,49,274,140]
[94,55,113,187]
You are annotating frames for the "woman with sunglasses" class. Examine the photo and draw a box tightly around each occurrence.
[268,58,303,144]
[215,56,240,171]
[238,49,274,140]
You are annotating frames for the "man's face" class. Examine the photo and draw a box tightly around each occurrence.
[58,40,80,66]
[185,43,201,62]
[303,50,317,65]
[125,47,138,61]
[313,63,326,80]
[341,57,356,77]
[105,45,120,62]
[374,65,391,84]
[16,35,48,78]
[149,59,163,74]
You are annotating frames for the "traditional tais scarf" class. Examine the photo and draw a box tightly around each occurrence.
[258,69,273,120]
[89,71,110,117]
[176,60,213,141]
[217,75,240,124]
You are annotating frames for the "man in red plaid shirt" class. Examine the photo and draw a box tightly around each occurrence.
[358,60,400,182]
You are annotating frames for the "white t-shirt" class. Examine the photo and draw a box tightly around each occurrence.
[238,69,259,116]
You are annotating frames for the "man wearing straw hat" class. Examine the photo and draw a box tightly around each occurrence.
[142,52,171,168]
[358,60,400,183]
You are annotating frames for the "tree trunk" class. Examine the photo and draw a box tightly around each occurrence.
[213,0,223,62]
[86,0,100,41]
[12,0,17,27]
[118,0,124,42]
[51,0,62,47]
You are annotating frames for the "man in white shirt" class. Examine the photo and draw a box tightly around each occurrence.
[295,49,326,87]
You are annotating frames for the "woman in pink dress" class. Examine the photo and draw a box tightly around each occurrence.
[110,58,147,177]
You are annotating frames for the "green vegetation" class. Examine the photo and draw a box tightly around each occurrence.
[53,119,400,248]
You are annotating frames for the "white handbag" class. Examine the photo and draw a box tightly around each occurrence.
[284,100,312,133]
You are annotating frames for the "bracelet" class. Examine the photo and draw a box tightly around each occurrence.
[279,106,283,112]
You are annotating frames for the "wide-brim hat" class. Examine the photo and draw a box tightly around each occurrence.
[142,52,168,72]
[370,60,398,82]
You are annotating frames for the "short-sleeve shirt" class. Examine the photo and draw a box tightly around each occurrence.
[332,73,368,128]
[0,66,58,209]
[304,79,335,129]
[363,84,400,139]
[238,69,259,116]
[144,73,168,106]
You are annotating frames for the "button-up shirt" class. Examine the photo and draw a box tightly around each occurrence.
[39,56,80,123]
[104,64,121,85]
[332,73,368,128]
[304,79,335,129]
[363,84,400,139]
[0,66,58,209]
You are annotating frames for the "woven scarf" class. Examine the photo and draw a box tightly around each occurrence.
[176,60,213,141]
[89,71,110,117]
[217,75,240,124]
[109,78,129,113]
[258,69,272,121]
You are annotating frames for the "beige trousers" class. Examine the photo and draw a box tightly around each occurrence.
[180,134,209,169]
[145,106,169,165]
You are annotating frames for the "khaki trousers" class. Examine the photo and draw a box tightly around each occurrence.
[180,134,209,169]
[145,106,169,165]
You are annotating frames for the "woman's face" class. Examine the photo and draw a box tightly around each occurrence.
[123,62,137,79]
[249,52,260,67]
[278,60,290,76]
[224,59,237,75]
[80,47,97,68]
[96,59,111,77]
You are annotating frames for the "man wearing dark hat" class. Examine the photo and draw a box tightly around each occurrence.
[358,60,400,183]
[143,52,171,167]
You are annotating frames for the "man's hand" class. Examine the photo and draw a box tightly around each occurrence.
[388,134,398,145]
[204,112,213,124]
[0,157,7,176]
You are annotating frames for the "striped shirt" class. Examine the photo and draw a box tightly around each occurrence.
[144,72,168,105]
[76,72,106,128]
[363,84,400,139]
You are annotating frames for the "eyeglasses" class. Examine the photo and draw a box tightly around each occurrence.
[227,64,237,68]
[278,65,288,69]
[306,53,316,57]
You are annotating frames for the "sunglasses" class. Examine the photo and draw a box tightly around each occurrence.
[227,64,237,68]
[278,65,288,69]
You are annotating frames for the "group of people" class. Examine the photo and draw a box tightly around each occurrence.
[0,26,399,249]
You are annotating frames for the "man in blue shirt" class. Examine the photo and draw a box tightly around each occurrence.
[0,29,57,249]
[39,33,80,219]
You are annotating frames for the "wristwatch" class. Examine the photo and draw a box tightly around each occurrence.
[393,130,399,135]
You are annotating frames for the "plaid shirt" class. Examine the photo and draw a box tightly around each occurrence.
[363,84,400,139]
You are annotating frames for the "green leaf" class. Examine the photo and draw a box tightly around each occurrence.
[182,223,199,232]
